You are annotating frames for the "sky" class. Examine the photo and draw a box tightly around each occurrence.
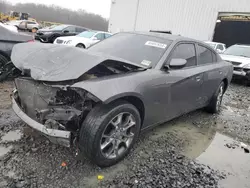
[9,0,111,18]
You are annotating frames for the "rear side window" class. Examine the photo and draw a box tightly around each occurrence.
[216,44,224,51]
[105,33,112,39]
[64,26,76,32]
[76,27,86,32]
[197,45,213,65]
[170,43,196,67]
[95,33,105,40]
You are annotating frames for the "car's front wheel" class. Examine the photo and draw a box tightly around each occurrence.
[76,43,85,48]
[205,81,225,113]
[79,100,141,167]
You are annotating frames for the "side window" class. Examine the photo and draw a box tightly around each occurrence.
[95,33,105,40]
[169,43,196,67]
[105,33,112,39]
[64,26,76,32]
[216,44,224,51]
[197,45,214,65]
[76,27,86,32]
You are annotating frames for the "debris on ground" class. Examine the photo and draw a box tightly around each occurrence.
[0,82,250,187]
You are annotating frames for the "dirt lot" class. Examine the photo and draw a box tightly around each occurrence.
[0,80,250,188]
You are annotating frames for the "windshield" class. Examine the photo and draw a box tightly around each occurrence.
[88,33,172,66]
[50,25,68,31]
[77,31,96,38]
[224,45,250,58]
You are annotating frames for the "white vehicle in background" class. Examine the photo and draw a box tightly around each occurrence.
[205,41,226,53]
[0,22,18,33]
[18,20,40,32]
[220,44,250,85]
[54,31,112,48]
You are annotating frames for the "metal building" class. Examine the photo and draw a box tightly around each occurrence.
[109,0,250,41]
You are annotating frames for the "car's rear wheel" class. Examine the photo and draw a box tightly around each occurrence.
[50,35,58,43]
[76,43,85,48]
[205,82,225,113]
[79,100,141,167]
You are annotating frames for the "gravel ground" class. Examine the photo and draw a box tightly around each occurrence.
[0,81,249,188]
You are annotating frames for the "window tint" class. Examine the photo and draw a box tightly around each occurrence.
[64,26,76,32]
[105,33,112,39]
[216,44,224,50]
[197,45,213,65]
[95,33,105,40]
[76,27,86,32]
[170,43,196,67]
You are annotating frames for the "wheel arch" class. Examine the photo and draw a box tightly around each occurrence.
[76,43,86,48]
[105,94,145,126]
[222,78,228,92]
[0,50,10,60]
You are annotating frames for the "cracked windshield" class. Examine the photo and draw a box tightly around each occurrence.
[1,0,250,187]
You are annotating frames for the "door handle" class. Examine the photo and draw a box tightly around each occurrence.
[195,76,201,82]
[219,71,223,75]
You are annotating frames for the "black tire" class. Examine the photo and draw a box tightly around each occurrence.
[76,43,85,48]
[0,61,19,82]
[50,35,58,43]
[205,82,225,113]
[79,100,141,167]
[0,54,9,81]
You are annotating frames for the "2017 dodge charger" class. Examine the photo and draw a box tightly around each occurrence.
[11,32,233,167]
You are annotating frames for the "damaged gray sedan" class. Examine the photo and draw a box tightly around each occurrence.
[11,32,233,167]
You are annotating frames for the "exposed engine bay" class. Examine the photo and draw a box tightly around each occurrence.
[13,59,144,145]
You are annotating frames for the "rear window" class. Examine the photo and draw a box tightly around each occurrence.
[88,33,172,67]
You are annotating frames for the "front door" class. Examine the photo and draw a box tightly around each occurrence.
[164,43,204,119]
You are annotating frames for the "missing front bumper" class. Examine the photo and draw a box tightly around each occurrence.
[12,96,71,147]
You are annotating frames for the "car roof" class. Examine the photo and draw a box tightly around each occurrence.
[63,24,87,28]
[125,31,198,42]
[205,41,225,45]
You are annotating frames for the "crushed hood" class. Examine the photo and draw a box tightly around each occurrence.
[11,43,145,82]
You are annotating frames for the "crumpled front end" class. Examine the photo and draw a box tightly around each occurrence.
[12,77,98,147]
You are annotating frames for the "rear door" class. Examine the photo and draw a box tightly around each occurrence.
[164,42,204,118]
[196,44,222,105]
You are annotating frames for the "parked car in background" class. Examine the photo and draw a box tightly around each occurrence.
[11,32,233,167]
[54,30,112,48]
[205,41,226,53]
[6,20,22,28]
[0,22,18,33]
[220,44,250,85]
[35,24,88,43]
[0,25,33,81]
[18,20,40,32]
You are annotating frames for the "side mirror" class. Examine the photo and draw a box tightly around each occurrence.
[92,37,98,40]
[168,58,187,69]
[63,30,69,33]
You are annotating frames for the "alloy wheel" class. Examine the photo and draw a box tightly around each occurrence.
[216,85,224,111]
[100,112,136,159]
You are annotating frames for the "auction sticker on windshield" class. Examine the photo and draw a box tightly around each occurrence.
[141,60,152,67]
[145,41,167,49]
